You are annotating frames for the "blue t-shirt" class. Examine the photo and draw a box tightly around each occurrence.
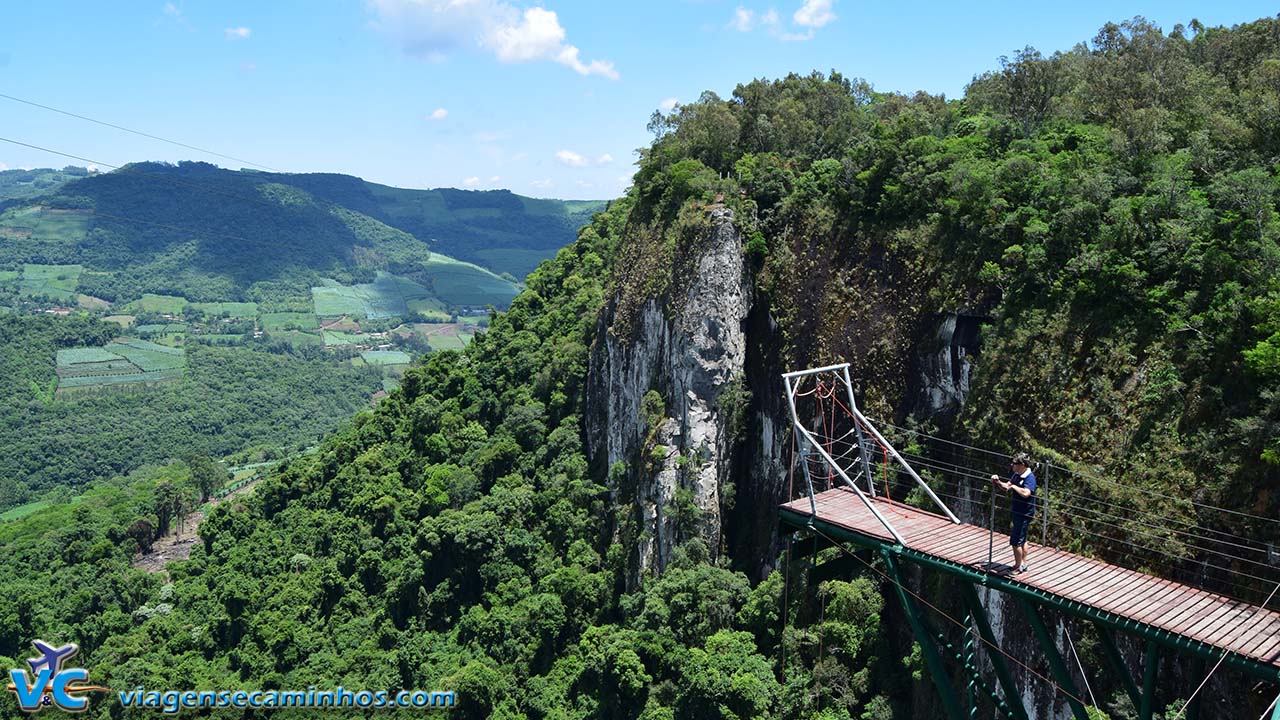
[1010,470,1037,519]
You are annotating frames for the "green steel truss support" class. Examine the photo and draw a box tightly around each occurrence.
[929,620,1022,720]
[881,547,968,720]
[1093,620,1142,711]
[781,510,1280,686]
[1018,596,1090,720]
[1140,640,1159,720]
[786,512,1280,720]
[960,581,1031,720]
[963,613,977,718]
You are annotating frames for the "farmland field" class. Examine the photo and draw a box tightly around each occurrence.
[127,294,189,314]
[272,330,324,347]
[360,350,412,366]
[312,271,427,319]
[0,207,91,243]
[55,338,185,394]
[191,301,258,317]
[322,330,370,346]
[261,312,318,330]
[420,254,521,307]
[427,333,470,351]
[312,259,518,319]
[16,264,83,300]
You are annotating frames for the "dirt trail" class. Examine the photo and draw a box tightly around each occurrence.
[131,476,264,572]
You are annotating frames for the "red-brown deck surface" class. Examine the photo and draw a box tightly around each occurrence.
[781,487,1280,670]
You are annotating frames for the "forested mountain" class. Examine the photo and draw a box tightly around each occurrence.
[2,15,1279,720]
[0,165,89,202]
[251,171,604,277]
[0,162,601,303]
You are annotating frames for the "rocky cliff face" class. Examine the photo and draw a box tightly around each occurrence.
[914,313,984,419]
[586,207,752,583]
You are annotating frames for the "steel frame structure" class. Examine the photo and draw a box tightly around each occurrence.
[782,363,960,546]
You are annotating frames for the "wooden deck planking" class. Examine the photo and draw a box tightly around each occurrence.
[781,489,1280,670]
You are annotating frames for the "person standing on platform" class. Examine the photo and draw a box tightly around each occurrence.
[991,452,1037,574]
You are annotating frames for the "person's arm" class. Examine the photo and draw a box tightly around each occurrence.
[1009,484,1032,499]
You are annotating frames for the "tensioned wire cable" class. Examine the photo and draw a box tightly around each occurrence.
[871,418,1280,528]
[0,91,281,171]
[869,460,1280,605]
[834,442,1279,575]
[818,422,1278,565]
[888,451,1279,568]
[798,418,1280,605]
[0,137,293,213]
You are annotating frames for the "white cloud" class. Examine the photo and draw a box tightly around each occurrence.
[576,180,594,188]
[530,178,553,189]
[659,97,679,112]
[369,0,617,79]
[555,149,588,167]
[617,173,634,186]
[428,107,448,120]
[162,3,193,30]
[488,175,501,183]
[225,26,252,40]
[793,0,835,28]
[474,131,509,143]
[463,176,481,187]
[728,6,779,31]
[596,153,613,165]
[0,163,8,171]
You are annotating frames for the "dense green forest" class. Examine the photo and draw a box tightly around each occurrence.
[0,315,383,508]
[2,15,1279,720]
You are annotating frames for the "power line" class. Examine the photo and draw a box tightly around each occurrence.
[0,136,285,212]
[0,91,281,171]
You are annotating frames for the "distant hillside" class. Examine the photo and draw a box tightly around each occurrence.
[0,165,91,202]
[0,162,599,308]
[259,171,604,277]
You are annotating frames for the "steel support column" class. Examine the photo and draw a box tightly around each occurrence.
[881,547,967,720]
[960,581,1031,720]
[1093,620,1141,711]
[1017,596,1089,720]
[1140,640,1159,720]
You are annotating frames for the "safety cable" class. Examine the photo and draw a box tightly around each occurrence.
[872,419,1280,529]
[1168,581,1280,720]
[877,450,1278,568]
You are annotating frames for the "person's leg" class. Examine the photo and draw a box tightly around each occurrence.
[1010,518,1029,571]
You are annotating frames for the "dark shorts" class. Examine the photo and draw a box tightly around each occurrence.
[1009,516,1032,548]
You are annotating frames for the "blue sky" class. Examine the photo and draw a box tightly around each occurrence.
[0,1,1275,199]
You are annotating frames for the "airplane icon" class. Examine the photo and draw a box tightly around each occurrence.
[27,640,79,676]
